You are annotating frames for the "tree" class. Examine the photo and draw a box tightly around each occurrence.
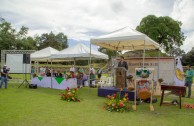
[0,17,37,51]
[182,47,194,66]
[169,47,185,57]
[0,17,16,50]
[98,47,119,60]
[123,50,167,57]
[0,17,68,52]
[35,32,68,50]
[136,15,185,54]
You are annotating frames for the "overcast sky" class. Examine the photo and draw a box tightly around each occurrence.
[0,0,194,52]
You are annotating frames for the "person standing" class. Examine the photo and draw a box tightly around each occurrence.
[70,65,75,73]
[97,68,102,79]
[0,65,9,89]
[90,64,95,74]
[185,64,193,98]
[118,56,128,70]
[31,66,35,79]
[117,56,129,87]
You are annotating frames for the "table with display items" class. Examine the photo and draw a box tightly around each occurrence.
[31,77,77,89]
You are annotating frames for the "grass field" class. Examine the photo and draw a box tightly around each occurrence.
[0,84,194,126]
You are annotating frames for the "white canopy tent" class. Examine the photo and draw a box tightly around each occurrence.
[91,26,159,51]
[51,43,108,89]
[90,26,159,67]
[51,43,108,60]
[31,46,59,61]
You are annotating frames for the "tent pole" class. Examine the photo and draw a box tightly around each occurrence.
[37,61,39,73]
[157,45,160,80]
[88,41,92,93]
[51,59,53,88]
[143,40,146,68]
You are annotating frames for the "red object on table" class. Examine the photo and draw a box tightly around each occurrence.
[160,85,186,109]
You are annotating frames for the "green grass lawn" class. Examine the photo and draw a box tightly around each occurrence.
[0,84,194,126]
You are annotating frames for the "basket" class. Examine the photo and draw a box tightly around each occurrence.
[138,90,151,99]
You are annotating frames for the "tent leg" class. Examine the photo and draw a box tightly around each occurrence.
[51,59,53,88]
[143,40,146,68]
[157,45,160,80]
[88,41,92,93]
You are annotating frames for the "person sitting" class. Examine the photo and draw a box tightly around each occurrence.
[77,69,83,88]
[82,72,87,87]
[52,69,56,77]
[90,70,96,87]
[69,71,75,78]
[55,69,63,78]
[46,70,51,77]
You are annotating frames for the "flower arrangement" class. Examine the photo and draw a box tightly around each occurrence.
[103,92,130,112]
[61,87,80,102]
[183,103,194,109]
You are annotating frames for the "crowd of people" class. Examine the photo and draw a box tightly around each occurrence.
[31,65,102,88]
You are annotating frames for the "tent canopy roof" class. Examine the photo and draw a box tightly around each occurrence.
[51,43,108,60]
[91,26,159,51]
[31,47,59,61]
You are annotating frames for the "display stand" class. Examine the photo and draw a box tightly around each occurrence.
[114,67,127,88]
[133,68,155,111]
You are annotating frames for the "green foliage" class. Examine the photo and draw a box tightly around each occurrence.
[98,47,119,60]
[136,15,185,53]
[0,17,37,51]
[123,50,168,57]
[182,47,194,66]
[0,17,68,53]
[169,47,185,57]
[35,32,68,51]
[1,84,194,126]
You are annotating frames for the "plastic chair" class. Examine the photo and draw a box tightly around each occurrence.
[105,77,113,87]
[97,76,107,87]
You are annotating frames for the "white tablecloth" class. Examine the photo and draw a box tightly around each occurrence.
[31,77,77,89]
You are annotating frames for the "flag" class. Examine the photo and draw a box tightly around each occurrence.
[174,56,184,86]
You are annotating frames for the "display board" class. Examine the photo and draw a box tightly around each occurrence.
[6,54,31,73]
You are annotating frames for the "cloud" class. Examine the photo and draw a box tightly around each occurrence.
[181,32,194,52]
[0,0,193,51]
[170,0,194,32]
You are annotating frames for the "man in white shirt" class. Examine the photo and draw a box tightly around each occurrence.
[70,65,75,72]
[90,64,95,74]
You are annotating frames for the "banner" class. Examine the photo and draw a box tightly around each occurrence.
[174,56,184,86]
[38,76,43,81]
[55,77,65,84]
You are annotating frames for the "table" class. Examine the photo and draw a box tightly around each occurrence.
[160,85,186,109]
[31,77,77,89]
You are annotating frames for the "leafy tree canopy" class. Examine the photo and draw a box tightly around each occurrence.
[182,47,194,66]
[136,15,185,54]
[98,47,119,60]
[35,32,68,51]
[0,17,68,52]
